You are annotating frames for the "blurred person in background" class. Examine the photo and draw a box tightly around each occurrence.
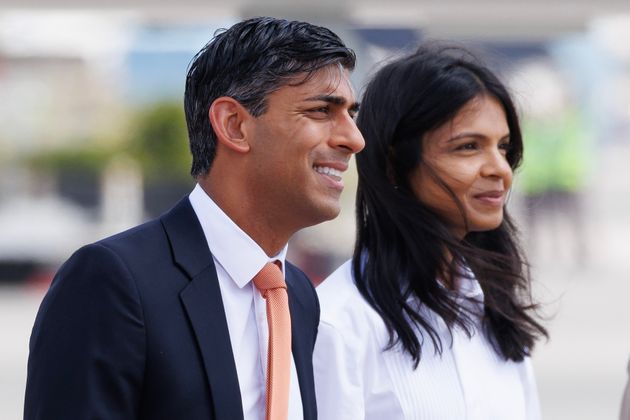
[621,359,630,420]
[515,62,591,267]
[24,16,364,420]
[519,106,590,265]
[313,43,548,419]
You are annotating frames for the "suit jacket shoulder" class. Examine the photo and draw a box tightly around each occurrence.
[25,198,240,420]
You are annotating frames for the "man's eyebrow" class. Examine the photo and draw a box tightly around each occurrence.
[304,95,360,112]
[305,94,347,105]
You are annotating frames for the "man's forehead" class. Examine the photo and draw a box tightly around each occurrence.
[292,67,355,100]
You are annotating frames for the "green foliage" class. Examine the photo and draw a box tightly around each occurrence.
[127,101,191,180]
[26,101,193,181]
[28,145,114,174]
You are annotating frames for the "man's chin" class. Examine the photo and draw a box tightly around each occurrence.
[302,202,342,227]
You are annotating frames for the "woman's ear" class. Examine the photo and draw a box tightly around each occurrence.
[209,97,251,154]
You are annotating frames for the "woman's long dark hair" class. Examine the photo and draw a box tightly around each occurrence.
[354,42,547,367]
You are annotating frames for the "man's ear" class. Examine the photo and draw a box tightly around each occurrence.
[209,97,251,154]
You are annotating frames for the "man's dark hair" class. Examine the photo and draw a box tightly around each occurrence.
[184,16,356,177]
[354,42,548,367]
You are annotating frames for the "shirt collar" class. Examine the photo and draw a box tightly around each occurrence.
[188,184,288,288]
[455,265,484,299]
[436,265,484,301]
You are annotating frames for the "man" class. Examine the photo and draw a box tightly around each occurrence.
[25,17,364,420]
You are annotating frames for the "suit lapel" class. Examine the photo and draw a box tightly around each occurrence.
[161,198,244,420]
[286,271,316,420]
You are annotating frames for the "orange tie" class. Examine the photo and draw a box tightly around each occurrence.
[253,262,292,420]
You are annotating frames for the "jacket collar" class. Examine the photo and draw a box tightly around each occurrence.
[161,197,244,420]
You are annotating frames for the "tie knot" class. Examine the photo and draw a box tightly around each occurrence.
[253,262,286,292]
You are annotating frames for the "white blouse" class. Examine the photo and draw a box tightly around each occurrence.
[313,260,541,420]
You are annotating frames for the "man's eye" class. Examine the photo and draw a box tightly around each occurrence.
[310,107,329,114]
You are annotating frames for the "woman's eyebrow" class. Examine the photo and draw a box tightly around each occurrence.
[446,132,510,143]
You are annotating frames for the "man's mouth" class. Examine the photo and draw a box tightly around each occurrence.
[314,165,343,181]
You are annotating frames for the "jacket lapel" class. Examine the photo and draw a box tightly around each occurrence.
[161,198,244,420]
[286,271,316,420]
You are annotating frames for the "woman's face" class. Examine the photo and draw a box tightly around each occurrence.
[409,94,513,238]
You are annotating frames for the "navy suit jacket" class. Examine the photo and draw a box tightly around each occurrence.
[25,197,320,420]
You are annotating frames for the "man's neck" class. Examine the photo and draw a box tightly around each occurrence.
[198,177,290,257]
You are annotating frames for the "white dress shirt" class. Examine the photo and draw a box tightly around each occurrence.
[313,260,541,420]
[189,184,304,420]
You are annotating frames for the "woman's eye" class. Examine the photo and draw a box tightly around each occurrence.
[499,142,512,153]
[456,142,477,151]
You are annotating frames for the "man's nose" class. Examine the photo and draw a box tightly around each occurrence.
[330,114,365,154]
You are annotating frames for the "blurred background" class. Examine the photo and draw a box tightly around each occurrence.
[1,0,630,418]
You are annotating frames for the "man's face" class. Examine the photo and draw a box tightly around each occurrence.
[246,65,365,231]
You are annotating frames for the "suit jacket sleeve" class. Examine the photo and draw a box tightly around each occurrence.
[25,243,146,420]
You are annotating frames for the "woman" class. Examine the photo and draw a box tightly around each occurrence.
[313,43,548,419]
